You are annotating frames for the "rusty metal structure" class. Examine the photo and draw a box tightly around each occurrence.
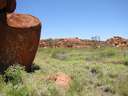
[0,0,41,72]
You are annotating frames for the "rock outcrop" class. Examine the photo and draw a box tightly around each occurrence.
[0,0,41,72]
[39,37,128,48]
[39,38,102,48]
[106,36,128,47]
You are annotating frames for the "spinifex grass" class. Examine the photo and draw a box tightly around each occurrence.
[0,47,128,96]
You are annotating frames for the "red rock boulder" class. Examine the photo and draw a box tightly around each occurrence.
[0,13,41,72]
[0,0,16,13]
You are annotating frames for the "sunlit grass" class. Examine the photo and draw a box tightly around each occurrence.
[0,47,128,96]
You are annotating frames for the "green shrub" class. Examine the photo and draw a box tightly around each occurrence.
[4,65,25,85]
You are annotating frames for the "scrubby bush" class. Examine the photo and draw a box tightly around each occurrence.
[51,50,69,60]
[0,65,29,96]
[4,65,25,85]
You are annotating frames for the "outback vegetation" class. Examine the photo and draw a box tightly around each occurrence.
[0,47,128,96]
[0,0,127,96]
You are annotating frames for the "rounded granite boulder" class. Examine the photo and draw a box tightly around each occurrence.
[0,13,41,72]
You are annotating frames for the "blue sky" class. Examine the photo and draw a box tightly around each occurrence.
[16,0,128,40]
